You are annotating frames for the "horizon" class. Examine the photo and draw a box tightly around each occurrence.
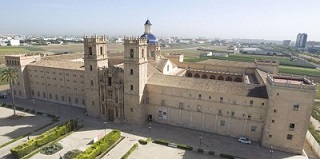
[1,0,320,41]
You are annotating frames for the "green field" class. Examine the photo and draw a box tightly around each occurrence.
[279,66,320,77]
[0,46,44,55]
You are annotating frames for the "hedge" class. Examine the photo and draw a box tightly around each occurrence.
[138,137,151,145]
[121,143,138,159]
[154,139,193,151]
[220,153,235,159]
[197,148,204,153]
[75,129,121,159]
[10,119,77,158]
[208,151,215,155]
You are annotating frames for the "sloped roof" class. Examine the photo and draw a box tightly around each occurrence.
[147,74,268,99]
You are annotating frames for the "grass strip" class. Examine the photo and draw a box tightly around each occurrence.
[121,143,138,159]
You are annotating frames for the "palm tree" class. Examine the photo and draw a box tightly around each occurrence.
[0,67,18,115]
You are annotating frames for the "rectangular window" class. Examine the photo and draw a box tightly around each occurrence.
[108,77,112,86]
[92,101,94,105]
[293,104,299,111]
[161,100,165,106]
[251,126,256,131]
[91,80,93,86]
[90,65,93,71]
[100,46,103,55]
[130,85,133,91]
[220,97,223,103]
[61,96,65,101]
[130,108,133,112]
[167,65,169,72]
[273,109,277,113]
[55,94,58,100]
[179,102,184,109]
[37,91,40,97]
[31,90,34,96]
[68,97,71,102]
[250,100,253,106]
[130,69,133,75]
[146,97,149,104]
[198,94,201,100]
[272,120,275,123]
[248,115,251,120]
[218,109,222,114]
[89,47,92,55]
[75,98,78,104]
[231,111,235,116]
[82,99,85,105]
[49,93,52,99]
[220,120,225,126]
[43,92,46,98]
[287,134,293,140]
[232,99,237,105]
[289,123,295,131]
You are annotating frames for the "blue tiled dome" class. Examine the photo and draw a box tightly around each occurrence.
[141,33,158,44]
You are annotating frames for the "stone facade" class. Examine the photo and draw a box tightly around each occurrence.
[4,20,316,154]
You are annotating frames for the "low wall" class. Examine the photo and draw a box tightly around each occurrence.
[306,130,320,158]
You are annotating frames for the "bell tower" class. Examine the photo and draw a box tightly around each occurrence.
[123,36,148,124]
[83,35,108,117]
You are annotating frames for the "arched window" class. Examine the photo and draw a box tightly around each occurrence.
[187,73,192,77]
[234,77,242,82]
[194,73,200,78]
[130,49,134,58]
[218,76,224,80]
[209,75,215,79]
[100,47,103,55]
[142,49,144,58]
[226,77,232,81]
[201,74,208,79]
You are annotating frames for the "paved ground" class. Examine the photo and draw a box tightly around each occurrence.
[0,85,318,159]
[0,107,52,144]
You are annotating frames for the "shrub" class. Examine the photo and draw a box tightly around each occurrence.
[10,119,77,158]
[138,137,151,145]
[177,144,193,151]
[220,153,235,159]
[16,107,24,111]
[52,117,60,122]
[40,143,63,155]
[121,143,138,159]
[47,114,56,118]
[208,151,215,155]
[154,139,170,146]
[7,105,12,108]
[30,110,35,114]
[63,149,82,159]
[36,112,43,115]
[197,148,204,153]
[24,108,30,112]
[75,129,121,159]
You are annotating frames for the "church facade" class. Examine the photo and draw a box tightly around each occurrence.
[5,20,316,154]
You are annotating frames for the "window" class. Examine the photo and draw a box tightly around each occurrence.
[220,120,225,126]
[31,90,34,96]
[130,69,133,75]
[276,93,279,96]
[49,93,52,99]
[218,109,222,114]
[198,94,202,100]
[161,100,165,106]
[142,49,144,57]
[91,80,93,86]
[55,94,58,100]
[248,115,251,120]
[130,108,133,112]
[269,135,272,138]
[293,104,299,111]
[167,65,169,72]
[92,101,94,105]
[75,98,78,104]
[37,91,40,97]
[43,92,46,98]
[100,46,103,55]
[62,96,65,101]
[68,97,71,102]
[179,102,184,109]
[250,100,253,106]
[232,99,237,105]
[220,97,223,103]
[287,134,293,140]
[108,77,112,86]
[146,97,149,104]
[272,120,275,123]
[130,85,133,90]
[89,47,92,55]
[82,99,85,105]
[90,65,93,71]
[19,90,21,96]
[262,102,265,106]
[197,106,202,112]
[130,49,134,58]
[251,126,257,131]
[289,123,295,131]
[209,96,211,99]
[273,109,277,113]
[231,111,235,116]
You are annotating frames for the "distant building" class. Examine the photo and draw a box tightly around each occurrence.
[295,33,308,48]
[282,40,291,46]
[9,40,20,46]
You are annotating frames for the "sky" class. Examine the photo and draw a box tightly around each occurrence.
[1,0,320,41]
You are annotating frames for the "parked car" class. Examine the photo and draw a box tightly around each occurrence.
[0,94,7,99]
[238,137,251,144]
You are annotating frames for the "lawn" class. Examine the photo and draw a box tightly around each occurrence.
[279,66,320,77]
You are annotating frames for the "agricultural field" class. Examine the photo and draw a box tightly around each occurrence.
[0,46,44,55]
[279,66,320,77]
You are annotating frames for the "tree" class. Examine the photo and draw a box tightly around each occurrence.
[0,67,18,115]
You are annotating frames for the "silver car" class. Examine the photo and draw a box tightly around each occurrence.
[238,137,251,144]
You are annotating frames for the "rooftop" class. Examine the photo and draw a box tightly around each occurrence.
[147,74,268,99]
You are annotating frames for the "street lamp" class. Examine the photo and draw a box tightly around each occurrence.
[199,134,203,149]
[148,123,152,137]
[103,122,108,135]
[269,146,274,159]
[32,99,35,112]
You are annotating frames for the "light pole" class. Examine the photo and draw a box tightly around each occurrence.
[269,146,274,159]
[58,105,61,117]
[32,99,35,112]
[199,134,203,149]
[103,122,107,135]
[148,123,152,137]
